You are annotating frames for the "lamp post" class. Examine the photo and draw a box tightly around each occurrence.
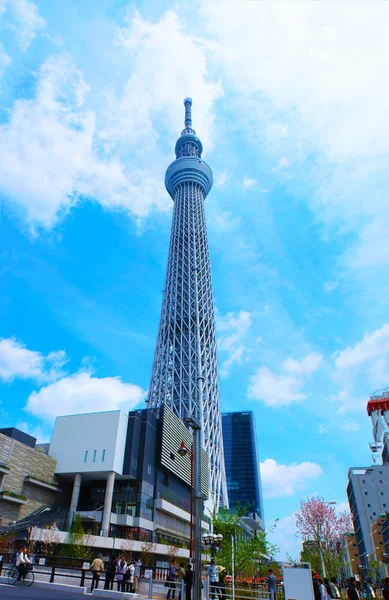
[202,532,223,558]
[177,414,203,600]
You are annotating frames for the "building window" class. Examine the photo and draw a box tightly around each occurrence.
[93,450,97,463]
[84,451,88,463]
[367,504,371,507]
[384,504,387,507]
[102,449,106,462]
[380,480,383,483]
[365,492,368,495]
[147,464,152,475]
[362,480,365,483]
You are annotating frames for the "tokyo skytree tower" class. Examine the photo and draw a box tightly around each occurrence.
[147,98,228,508]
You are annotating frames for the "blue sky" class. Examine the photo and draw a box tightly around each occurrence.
[1,0,389,558]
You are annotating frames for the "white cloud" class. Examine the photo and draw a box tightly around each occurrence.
[10,0,45,50]
[215,171,229,187]
[0,54,168,228]
[283,353,322,376]
[242,177,257,190]
[25,372,145,423]
[340,421,360,432]
[332,324,389,411]
[260,458,322,499]
[0,43,10,77]
[248,352,321,406]
[0,337,67,383]
[267,513,301,561]
[216,310,252,377]
[103,8,222,152]
[201,2,389,278]
[323,281,338,294]
[1,0,46,51]
[2,9,222,229]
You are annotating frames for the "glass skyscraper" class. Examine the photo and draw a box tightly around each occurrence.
[222,411,264,524]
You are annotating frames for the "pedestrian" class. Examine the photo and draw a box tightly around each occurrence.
[104,555,116,590]
[134,558,142,593]
[347,578,360,600]
[89,553,104,593]
[167,558,178,600]
[125,560,135,593]
[218,566,227,600]
[382,577,389,600]
[117,556,127,592]
[329,578,341,599]
[268,568,277,600]
[184,563,193,600]
[313,575,321,600]
[317,578,328,600]
[177,561,186,600]
[208,558,220,600]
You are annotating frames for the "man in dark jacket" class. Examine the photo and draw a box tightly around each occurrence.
[347,578,360,600]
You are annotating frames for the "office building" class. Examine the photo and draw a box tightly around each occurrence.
[0,427,59,525]
[147,98,228,509]
[347,465,389,569]
[222,411,264,528]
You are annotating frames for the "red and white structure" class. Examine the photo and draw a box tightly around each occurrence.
[367,388,389,461]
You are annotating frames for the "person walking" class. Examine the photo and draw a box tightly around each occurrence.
[126,560,135,593]
[167,558,178,600]
[184,563,193,600]
[268,569,277,600]
[89,553,104,593]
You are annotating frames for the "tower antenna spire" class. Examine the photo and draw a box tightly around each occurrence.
[184,97,192,130]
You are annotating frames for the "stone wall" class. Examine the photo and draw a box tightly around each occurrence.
[0,432,58,525]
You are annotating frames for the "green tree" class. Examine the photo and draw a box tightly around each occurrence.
[211,506,277,577]
[66,513,96,559]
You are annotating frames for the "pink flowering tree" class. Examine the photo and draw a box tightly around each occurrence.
[295,496,353,577]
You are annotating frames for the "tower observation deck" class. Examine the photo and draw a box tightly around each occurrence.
[147,98,228,508]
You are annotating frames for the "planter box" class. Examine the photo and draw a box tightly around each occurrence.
[0,491,27,505]
[24,476,60,492]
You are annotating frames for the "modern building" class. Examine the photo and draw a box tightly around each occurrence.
[371,514,388,577]
[147,98,228,509]
[0,427,59,526]
[347,465,389,569]
[222,411,264,529]
[343,532,360,579]
[43,405,209,560]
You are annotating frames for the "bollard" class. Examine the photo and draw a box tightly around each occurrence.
[0,560,3,576]
[50,566,56,583]
[80,569,86,587]
[181,579,185,599]
[148,575,153,599]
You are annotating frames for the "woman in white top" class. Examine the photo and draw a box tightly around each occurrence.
[16,547,31,580]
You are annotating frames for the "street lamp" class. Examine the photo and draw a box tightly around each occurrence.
[177,413,203,600]
[202,532,223,558]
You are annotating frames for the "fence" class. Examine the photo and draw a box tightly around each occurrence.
[0,556,278,600]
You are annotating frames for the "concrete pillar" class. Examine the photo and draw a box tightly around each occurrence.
[66,473,82,531]
[100,471,115,537]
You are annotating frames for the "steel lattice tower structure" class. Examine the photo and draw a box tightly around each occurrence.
[147,98,228,508]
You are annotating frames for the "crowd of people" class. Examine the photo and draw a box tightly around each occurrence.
[311,570,389,600]
[88,554,142,594]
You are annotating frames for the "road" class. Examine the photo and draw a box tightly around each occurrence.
[0,581,86,599]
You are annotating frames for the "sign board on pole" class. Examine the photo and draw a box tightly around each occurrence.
[144,569,153,579]
[39,558,46,566]
[282,564,314,600]
[82,562,90,570]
